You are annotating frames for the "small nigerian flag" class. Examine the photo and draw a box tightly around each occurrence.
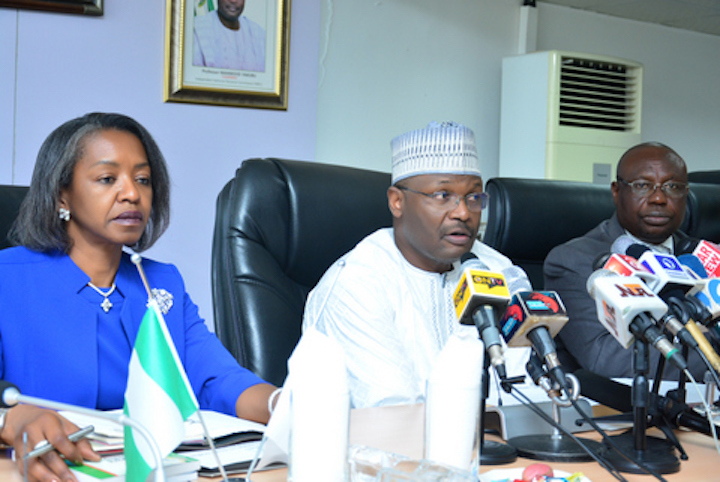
[123,298,199,482]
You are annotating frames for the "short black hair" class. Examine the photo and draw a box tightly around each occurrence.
[9,112,171,252]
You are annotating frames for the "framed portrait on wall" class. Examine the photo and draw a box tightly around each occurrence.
[0,0,102,15]
[164,0,290,110]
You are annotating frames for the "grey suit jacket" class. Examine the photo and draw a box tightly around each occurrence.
[543,213,705,379]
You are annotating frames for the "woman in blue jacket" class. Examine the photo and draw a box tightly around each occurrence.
[0,112,277,482]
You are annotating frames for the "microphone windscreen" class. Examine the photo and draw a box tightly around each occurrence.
[574,369,632,413]
[0,380,19,408]
[611,234,635,255]
[502,265,533,295]
[626,243,650,260]
[677,254,708,279]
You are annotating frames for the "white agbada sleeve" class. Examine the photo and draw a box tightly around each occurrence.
[303,228,531,409]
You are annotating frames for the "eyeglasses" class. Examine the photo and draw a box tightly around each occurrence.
[617,178,688,199]
[396,186,489,212]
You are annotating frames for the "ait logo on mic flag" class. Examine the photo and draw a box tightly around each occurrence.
[123,299,199,482]
[657,254,683,272]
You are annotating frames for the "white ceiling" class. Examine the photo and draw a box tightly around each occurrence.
[536,0,720,37]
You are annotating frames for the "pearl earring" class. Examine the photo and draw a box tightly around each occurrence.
[59,208,71,222]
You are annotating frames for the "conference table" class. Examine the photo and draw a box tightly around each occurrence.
[233,403,718,482]
[1,403,717,481]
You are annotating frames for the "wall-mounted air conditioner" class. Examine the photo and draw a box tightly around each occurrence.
[499,50,643,184]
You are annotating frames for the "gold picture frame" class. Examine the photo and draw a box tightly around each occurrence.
[0,0,102,15]
[164,0,290,110]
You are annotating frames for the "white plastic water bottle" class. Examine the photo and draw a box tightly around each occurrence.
[288,330,350,481]
[424,332,484,473]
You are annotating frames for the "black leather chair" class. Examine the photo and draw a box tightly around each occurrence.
[211,158,393,386]
[0,185,29,249]
[482,178,617,290]
[688,170,720,185]
[481,177,713,287]
[686,182,720,244]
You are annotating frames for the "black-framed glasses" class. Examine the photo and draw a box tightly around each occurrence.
[616,178,689,199]
[396,186,489,212]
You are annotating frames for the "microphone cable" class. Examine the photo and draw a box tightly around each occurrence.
[686,319,720,375]
[682,368,720,455]
[664,302,720,453]
[686,334,720,390]
[562,393,672,482]
[504,385,630,482]
[666,296,720,375]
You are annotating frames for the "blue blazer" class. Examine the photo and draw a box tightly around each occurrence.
[0,247,265,416]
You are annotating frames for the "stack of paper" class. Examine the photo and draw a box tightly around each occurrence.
[69,452,200,482]
[60,409,275,477]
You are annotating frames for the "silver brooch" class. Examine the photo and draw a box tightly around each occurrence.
[151,288,174,314]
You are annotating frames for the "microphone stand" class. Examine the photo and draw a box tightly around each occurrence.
[3,389,166,482]
[507,373,603,462]
[650,348,689,460]
[478,355,517,465]
[600,339,680,474]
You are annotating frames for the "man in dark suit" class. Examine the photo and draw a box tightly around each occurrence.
[544,142,706,379]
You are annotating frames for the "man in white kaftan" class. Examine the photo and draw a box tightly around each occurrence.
[303,229,531,408]
[301,122,531,409]
[193,4,266,72]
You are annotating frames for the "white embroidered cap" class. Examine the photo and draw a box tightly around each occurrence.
[390,121,481,184]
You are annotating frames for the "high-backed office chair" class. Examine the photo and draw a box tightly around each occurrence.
[688,170,720,185]
[686,182,720,244]
[211,158,393,386]
[0,185,29,249]
[482,178,617,290]
[482,178,620,373]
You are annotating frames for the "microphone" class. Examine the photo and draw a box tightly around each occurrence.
[693,240,720,278]
[0,381,166,479]
[690,278,720,324]
[642,253,720,373]
[499,290,570,391]
[633,248,698,298]
[453,253,511,379]
[525,352,561,400]
[598,252,658,285]
[574,369,717,436]
[608,247,702,351]
[626,242,650,260]
[501,265,533,296]
[676,254,720,339]
[0,380,20,408]
[586,270,688,372]
[677,253,709,279]
[610,233,636,257]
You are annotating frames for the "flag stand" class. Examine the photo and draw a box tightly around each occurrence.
[131,253,232,482]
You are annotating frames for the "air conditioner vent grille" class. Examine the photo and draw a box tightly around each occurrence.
[559,56,640,132]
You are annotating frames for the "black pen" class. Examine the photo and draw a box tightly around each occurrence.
[24,425,95,460]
